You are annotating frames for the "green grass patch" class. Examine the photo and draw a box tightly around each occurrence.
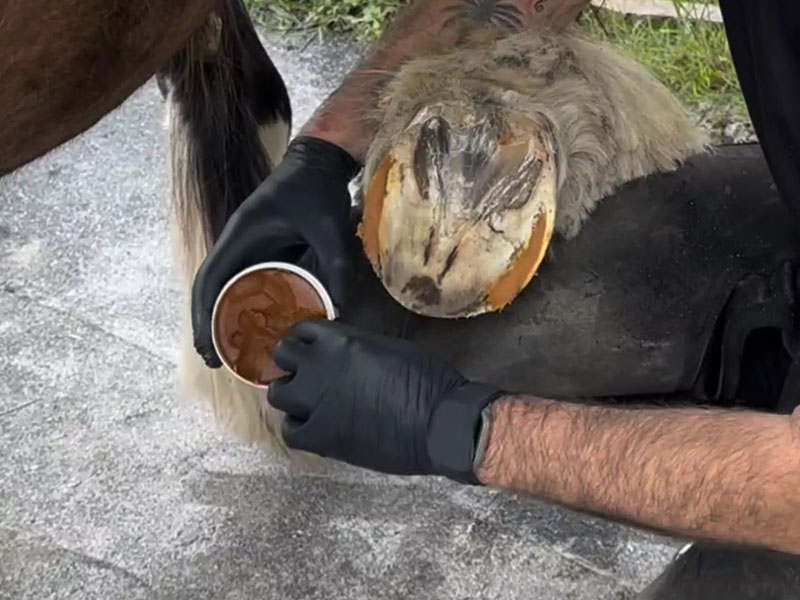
[247,0,749,133]
[578,4,745,116]
[244,0,406,38]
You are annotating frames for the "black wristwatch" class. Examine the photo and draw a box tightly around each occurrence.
[426,382,502,484]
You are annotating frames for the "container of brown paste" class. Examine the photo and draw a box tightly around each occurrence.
[211,262,336,388]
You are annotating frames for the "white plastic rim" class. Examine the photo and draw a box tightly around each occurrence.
[210,261,337,389]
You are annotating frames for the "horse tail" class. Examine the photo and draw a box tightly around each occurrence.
[158,0,293,455]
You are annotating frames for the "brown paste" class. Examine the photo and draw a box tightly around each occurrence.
[213,268,328,385]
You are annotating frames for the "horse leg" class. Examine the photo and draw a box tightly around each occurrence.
[0,0,218,176]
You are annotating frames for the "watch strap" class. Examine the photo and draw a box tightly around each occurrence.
[426,382,503,485]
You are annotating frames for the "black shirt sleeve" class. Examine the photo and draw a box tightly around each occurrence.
[719,0,800,221]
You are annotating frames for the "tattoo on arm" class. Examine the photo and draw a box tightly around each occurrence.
[301,0,586,162]
[444,0,525,32]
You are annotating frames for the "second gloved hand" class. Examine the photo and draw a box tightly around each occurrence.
[267,320,503,482]
[191,136,360,368]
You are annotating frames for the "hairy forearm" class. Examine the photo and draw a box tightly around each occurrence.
[301,0,589,161]
[477,395,800,555]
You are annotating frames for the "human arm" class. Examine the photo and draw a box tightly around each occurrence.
[478,395,800,556]
[268,320,800,556]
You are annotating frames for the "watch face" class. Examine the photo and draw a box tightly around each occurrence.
[472,404,494,476]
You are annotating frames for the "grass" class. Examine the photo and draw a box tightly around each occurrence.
[245,0,405,38]
[578,3,746,119]
[246,0,749,137]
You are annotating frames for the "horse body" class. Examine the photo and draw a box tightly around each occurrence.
[0,0,219,176]
[0,0,294,452]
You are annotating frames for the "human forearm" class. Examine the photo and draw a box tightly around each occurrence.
[477,396,800,554]
[300,0,590,161]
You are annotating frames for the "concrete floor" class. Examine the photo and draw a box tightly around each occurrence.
[0,30,680,600]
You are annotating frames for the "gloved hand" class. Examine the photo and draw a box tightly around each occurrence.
[267,320,503,483]
[191,136,360,368]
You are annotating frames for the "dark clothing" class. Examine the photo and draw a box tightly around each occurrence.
[637,5,800,599]
[720,0,800,222]
[638,544,800,600]
[712,0,800,417]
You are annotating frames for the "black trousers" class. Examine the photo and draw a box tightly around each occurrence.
[718,0,800,223]
[637,544,800,599]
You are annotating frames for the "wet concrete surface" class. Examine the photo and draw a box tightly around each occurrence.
[0,30,680,600]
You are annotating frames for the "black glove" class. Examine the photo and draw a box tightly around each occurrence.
[266,320,503,483]
[191,136,360,368]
